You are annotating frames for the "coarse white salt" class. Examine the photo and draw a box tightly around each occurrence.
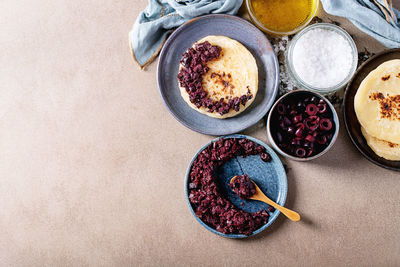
[292,28,353,89]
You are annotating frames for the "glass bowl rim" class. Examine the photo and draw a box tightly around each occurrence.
[286,23,359,94]
[245,0,319,35]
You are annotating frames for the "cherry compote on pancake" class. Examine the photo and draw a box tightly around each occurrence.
[177,41,252,115]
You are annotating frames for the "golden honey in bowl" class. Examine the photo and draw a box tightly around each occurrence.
[248,0,318,35]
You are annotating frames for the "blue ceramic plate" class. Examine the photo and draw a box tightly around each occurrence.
[185,135,287,238]
[157,14,279,135]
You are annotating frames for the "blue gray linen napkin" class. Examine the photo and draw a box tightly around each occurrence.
[321,0,400,48]
[130,0,243,69]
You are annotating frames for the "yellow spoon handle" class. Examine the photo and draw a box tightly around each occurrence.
[257,194,301,222]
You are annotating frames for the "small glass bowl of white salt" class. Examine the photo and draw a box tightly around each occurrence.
[286,23,358,95]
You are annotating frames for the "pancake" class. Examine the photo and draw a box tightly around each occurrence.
[178,36,258,119]
[361,127,400,161]
[354,59,400,144]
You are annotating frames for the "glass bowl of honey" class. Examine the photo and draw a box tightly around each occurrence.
[246,0,319,35]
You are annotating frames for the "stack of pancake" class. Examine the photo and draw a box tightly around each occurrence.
[354,59,400,160]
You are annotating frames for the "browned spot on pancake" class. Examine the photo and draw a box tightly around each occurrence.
[369,92,400,120]
[382,75,390,81]
[384,103,390,110]
[388,142,397,148]
[209,71,235,93]
[396,73,400,78]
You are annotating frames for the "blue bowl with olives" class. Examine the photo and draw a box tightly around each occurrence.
[267,90,339,161]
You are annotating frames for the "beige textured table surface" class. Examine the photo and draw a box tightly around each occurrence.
[1,1,400,266]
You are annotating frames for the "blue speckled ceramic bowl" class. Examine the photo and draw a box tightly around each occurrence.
[157,14,279,135]
[185,135,287,238]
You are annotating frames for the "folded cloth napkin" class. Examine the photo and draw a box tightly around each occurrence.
[130,0,243,69]
[321,0,400,48]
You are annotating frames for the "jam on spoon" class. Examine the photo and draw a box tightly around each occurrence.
[230,175,301,222]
